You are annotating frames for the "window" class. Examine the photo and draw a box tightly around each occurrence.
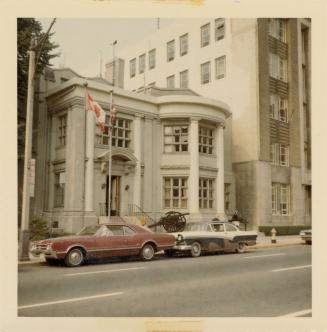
[272,183,290,215]
[57,114,67,146]
[148,49,156,69]
[215,55,226,79]
[139,54,145,74]
[224,183,231,213]
[167,40,175,62]
[166,75,175,88]
[107,225,124,236]
[201,61,211,84]
[180,33,188,56]
[225,223,238,232]
[268,18,287,43]
[164,177,188,209]
[270,94,288,122]
[199,126,214,154]
[215,18,225,41]
[54,172,65,207]
[96,116,131,148]
[130,58,136,77]
[201,23,210,47]
[269,53,288,82]
[270,143,289,166]
[199,178,214,209]
[179,70,188,88]
[123,226,136,236]
[164,125,188,152]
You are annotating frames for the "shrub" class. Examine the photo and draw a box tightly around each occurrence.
[29,217,50,240]
[258,225,310,236]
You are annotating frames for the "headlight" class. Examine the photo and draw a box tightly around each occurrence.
[46,244,52,251]
[300,231,305,236]
[177,234,184,242]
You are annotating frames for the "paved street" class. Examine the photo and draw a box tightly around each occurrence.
[18,245,311,317]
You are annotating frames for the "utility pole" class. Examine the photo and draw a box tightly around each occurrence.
[19,19,56,261]
[108,40,117,223]
[18,38,36,261]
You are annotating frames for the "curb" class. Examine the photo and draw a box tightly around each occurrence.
[252,241,303,249]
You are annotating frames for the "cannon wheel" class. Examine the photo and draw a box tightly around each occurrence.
[162,211,187,233]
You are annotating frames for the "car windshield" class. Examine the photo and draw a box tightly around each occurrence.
[184,223,210,231]
[77,225,102,236]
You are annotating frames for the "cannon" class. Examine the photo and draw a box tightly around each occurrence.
[148,211,189,233]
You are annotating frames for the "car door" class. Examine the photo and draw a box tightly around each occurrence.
[122,226,142,255]
[210,223,226,251]
[223,223,240,250]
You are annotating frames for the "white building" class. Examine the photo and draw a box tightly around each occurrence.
[32,68,231,233]
[105,18,312,228]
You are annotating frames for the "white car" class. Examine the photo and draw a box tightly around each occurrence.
[299,229,312,245]
[166,221,258,257]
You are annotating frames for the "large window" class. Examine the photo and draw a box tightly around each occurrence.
[96,116,131,148]
[269,53,288,82]
[54,172,65,207]
[148,49,156,70]
[201,23,210,47]
[166,75,175,88]
[167,40,175,62]
[272,183,290,215]
[215,55,226,79]
[164,125,188,153]
[199,178,214,209]
[270,94,288,122]
[179,70,188,88]
[215,18,225,41]
[57,114,67,146]
[164,177,188,209]
[270,143,289,166]
[199,126,214,154]
[139,54,145,74]
[129,58,136,77]
[201,61,211,84]
[224,183,231,213]
[269,18,287,43]
[180,33,188,56]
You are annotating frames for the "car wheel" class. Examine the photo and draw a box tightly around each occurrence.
[305,240,312,245]
[236,242,246,253]
[140,243,155,261]
[65,248,84,267]
[190,241,202,257]
[164,249,175,257]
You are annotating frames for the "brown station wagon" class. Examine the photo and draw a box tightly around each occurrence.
[30,223,176,267]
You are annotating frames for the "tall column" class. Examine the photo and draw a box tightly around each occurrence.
[133,114,142,207]
[189,117,200,215]
[84,110,94,211]
[216,123,225,218]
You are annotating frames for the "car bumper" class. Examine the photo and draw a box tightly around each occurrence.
[30,248,58,259]
[173,243,192,251]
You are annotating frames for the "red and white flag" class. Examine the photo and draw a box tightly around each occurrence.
[110,103,117,125]
[87,93,106,132]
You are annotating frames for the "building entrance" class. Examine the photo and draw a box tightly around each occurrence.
[106,175,121,216]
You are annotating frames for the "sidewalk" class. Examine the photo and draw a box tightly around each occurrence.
[18,235,305,265]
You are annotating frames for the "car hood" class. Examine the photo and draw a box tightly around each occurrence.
[172,230,258,238]
[33,235,89,245]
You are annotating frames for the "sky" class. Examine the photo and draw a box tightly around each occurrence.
[38,18,175,77]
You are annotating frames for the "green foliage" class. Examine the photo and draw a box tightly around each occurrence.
[17,18,59,102]
[29,217,49,240]
[258,225,310,236]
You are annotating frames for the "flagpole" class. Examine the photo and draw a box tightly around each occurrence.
[83,81,88,227]
[108,40,117,223]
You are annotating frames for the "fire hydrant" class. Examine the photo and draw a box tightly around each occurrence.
[271,227,277,244]
[140,216,146,226]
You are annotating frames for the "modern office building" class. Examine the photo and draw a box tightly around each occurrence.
[31,68,231,233]
[105,18,312,228]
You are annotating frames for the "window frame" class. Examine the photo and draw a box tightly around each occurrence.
[54,171,65,208]
[139,53,146,74]
[199,178,214,209]
[166,75,175,88]
[199,126,214,155]
[148,49,156,70]
[179,33,188,56]
[272,182,291,216]
[179,70,189,88]
[167,40,175,62]
[215,55,226,79]
[163,177,188,209]
[163,125,189,153]
[201,23,210,47]
[57,114,67,147]
[201,61,211,84]
[129,58,136,78]
[215,18,225,41]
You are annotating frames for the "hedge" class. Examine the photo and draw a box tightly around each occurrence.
[258,225,310,236]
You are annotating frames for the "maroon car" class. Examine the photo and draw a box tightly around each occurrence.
[30,223,176,267]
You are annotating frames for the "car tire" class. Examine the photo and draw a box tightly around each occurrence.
[236,242,246,253]
[140,243,155,261]
[305,240,312,245]
[164,249,175,257]
[190,241,202,257]
[65,248,84,267]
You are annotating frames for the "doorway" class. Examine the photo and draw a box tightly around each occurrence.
[106,175,121,216]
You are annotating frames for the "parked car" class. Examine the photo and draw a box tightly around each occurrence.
[299,229,312,244]
[30,223,176,267]
[167,221,258,257]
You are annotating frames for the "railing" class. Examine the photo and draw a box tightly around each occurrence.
[127,204,165,232]
[99,203,120,217]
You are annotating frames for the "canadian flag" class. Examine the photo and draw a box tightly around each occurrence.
[110,103,117,125]
[87,94,106,132]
